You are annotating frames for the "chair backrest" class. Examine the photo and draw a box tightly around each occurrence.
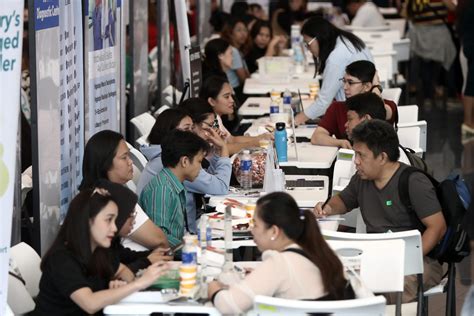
[10,242,42,298]
[398,105,419,123]
[345,24,390,32]
[385,19,407,38]
[126,142,148,172]
[372,50,397,81]
[381,87,402,105]
[327,239,405,293]
[253,295,386,315]
[323,230,423,276]
[135,135,149,147]
[332,149,356,193]
[397,121,427,153]
[354,30,401,43]
[130,112,156,137]
[8,273,36,314]
[5,304,15,316]
[154,104,171,117]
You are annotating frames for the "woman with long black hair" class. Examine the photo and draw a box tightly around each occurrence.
[33,187,168,315]
[208,192,353,314]
[294,16,373,125]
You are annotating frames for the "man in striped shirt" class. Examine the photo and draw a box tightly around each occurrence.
[139,130,209,247]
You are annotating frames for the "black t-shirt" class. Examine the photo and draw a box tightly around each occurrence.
[33,246,119,315]
[245,46,266,74]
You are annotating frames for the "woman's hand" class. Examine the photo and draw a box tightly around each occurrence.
[205,128,229,157]
[208,280,225,299]
[135,262,169,290]
[295,112,310,125]
[257,133,274,141]
[147,248,173,263]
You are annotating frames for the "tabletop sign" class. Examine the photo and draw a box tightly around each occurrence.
[189,46,201,98]
[338,149,355,161]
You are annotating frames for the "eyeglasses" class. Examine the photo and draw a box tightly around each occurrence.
[339,78,365,86]
[201,118,219,129]
[304,36,317,49]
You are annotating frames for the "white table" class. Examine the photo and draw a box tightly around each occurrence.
[104,303,220,315]
[244,116,316,140]
[239,97,315,117]
[243,74,318,95]
[280,143,339,170]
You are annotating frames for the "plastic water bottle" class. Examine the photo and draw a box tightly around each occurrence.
[282,89,292,117]
[181,234,198,265]
[240,150,253,190]
[275,122,288,162]
[198,214,212,249]
[291,24,301,51]
[294,46,305,74]
[270,98,280,114]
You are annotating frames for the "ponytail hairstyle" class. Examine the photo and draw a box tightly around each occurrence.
[301,16,365,74]
[203,38,230,76]
[256,192,347,299]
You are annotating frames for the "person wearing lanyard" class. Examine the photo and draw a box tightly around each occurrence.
[139,130,209,247]
[294,16,373,125]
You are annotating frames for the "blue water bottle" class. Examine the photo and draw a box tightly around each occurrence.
[275,122,288,162]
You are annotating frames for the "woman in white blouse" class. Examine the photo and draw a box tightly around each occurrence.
[294,16,373,125]
[207,192,352,314]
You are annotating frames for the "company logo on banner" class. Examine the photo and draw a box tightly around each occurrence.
[0,1,24,313]
[86,0,120,136]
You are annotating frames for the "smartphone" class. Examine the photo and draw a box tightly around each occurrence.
[166,243,184,256]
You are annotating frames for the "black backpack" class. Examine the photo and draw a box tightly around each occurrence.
[399,145,433,176]
[398,167,471,263]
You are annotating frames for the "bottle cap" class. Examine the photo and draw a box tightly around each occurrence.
[276,122,286,130]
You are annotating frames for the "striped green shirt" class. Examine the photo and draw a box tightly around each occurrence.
[139,168,187,247]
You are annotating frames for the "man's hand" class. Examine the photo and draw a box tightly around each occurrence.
[314,201,332,218]
[338,139,352,149]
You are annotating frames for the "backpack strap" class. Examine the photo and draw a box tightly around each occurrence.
[398,166,439,230]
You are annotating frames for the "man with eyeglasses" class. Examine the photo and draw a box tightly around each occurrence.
[310,60,397,149]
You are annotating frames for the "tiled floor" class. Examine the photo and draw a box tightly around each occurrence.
[411,97,474,315]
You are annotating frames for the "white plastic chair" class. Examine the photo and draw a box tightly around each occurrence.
[398,105,419,123]
[382,87,402,105]
[126,142,148,173]
[354,30,401,43]
[130,112,156,137]
[135,135,149,147]
[345,24,390,32]
[10,242,42,298]
[328,239,406,293]
[373,50,398,81]
[252,295,387,315]
[332,149,356,193]
[397,121,428,154]
[5,305,15,316]
[125,142,148,192]
[386,19,407,38]
[8,272,36,314]
[323,230,425,316]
